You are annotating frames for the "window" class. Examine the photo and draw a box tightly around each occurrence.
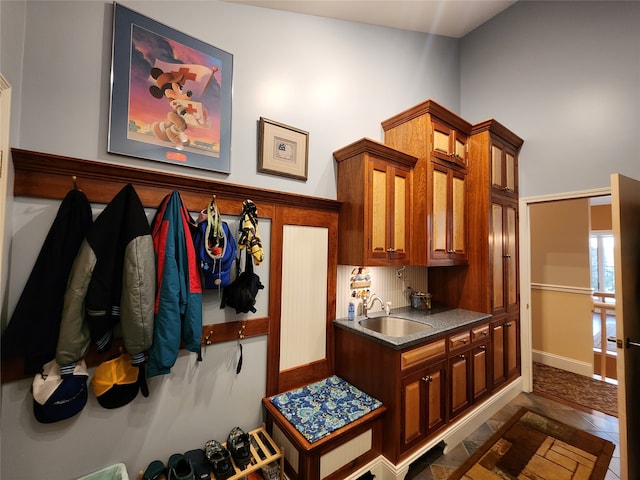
[590,232,615,293]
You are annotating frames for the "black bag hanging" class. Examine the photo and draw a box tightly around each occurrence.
[220,249,264,314]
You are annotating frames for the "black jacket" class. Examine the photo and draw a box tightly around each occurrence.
[1,189,93,374]
[56,184,155,370]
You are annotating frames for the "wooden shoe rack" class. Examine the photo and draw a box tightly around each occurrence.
[137,425,283,480]
[222,425,284,480]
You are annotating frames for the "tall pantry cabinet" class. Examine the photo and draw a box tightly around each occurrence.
[462,119,524,388]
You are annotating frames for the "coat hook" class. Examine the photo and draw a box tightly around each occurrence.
[238,324,246,340]
[204,330,214,345]
[72,175,78,190]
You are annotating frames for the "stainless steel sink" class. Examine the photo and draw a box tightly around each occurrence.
[359,316,433,337]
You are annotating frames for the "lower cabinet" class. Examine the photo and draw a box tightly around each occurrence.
[491,315,520,389]
[335,317,507,465]
[401,360,446,451]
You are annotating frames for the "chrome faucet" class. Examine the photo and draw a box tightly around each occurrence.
[363,293,391,317]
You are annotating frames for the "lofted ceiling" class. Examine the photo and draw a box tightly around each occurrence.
[223,0,518,38]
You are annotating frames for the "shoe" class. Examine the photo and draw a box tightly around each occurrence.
[184,449,211,480]
[227,427,252,470]
[167,453,195,480]
[142,460,166,480]
[204,440,234,479]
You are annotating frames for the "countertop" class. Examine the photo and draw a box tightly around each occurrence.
[333,305,492,350]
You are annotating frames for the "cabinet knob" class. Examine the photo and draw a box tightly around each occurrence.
[479,345,486,350]
[422,375,433,383]
[387,248,396,253]
[460,339,467,344]
[482,331,488,337]
[458,354,466,359]
[504,322,512,327]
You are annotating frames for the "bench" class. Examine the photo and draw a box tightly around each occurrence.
[262,375,386,480]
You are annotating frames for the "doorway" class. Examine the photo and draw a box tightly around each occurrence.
[518,186,611,393]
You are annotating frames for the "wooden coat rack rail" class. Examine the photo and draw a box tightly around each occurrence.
[2,148,340,383]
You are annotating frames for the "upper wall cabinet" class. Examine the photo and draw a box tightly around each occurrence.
[334,138,417,266]
[382,100,472,266]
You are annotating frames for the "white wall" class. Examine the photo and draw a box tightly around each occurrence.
[460,0,640,198]
[1,2,460,478]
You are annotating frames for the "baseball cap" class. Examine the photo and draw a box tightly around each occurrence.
[32,359,89,423]
[91,353,139,409]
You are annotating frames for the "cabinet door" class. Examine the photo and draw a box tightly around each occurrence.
[430,164,467,266]
[490,201,518,315]
[432,119,468,169]
[448,352,470,420]
[369,160,411,264]
[491,140,518,198]
[504,316,520,380]
[401,362,446,451]
[504,204,518,314]
[491,320,506,388]
[491,316,520,389]
[472,343,489,402]
[370,163,389,261]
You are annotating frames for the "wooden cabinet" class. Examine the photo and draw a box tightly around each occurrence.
[334,138,417,266]
[430,164,468,265]
[491,201,519,317]
[491,316,520,388]
[334,318,492,465]
[432,118,469,169]
[449,119,523,391]
[382,99,472,266]
[448,351,470,419]
[447,323,490,421]
[401,360,446,451]
[334,327,449,464]
[490,138,518,198]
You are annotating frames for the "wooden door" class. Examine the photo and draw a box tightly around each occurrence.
[0,76,11,295]
[611,173,640,480]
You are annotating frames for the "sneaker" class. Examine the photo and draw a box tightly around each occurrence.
[227,427,252,469]
[167,453,195,480]
[204,440,234,480]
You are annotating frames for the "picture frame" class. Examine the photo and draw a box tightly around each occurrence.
[258,117,309,181]
[108,3,233,173]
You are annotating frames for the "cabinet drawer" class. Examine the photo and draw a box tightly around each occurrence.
[471,324,490,342]
[401,339,446,371]
[448,331,471,352]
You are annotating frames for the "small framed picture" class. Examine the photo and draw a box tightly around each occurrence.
[258,117,309,181]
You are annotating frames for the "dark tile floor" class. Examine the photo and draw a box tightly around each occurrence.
[405,392,620,480]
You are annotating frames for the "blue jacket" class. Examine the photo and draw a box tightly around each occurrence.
[147,191,203,377]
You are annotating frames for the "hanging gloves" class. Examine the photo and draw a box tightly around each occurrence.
[238,199,264,265]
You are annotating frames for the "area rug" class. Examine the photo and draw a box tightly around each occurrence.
[449,408,615,480]
[533,362,618,418]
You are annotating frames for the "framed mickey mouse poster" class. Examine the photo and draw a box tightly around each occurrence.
[108,3,233,173]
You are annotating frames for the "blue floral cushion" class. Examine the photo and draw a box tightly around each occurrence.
[269,375,383,443]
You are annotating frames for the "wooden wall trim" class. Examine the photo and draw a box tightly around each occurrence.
[5,149,340,384]
[11,149,341,214]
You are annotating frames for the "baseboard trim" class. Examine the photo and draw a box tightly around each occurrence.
[532,350,592,377]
